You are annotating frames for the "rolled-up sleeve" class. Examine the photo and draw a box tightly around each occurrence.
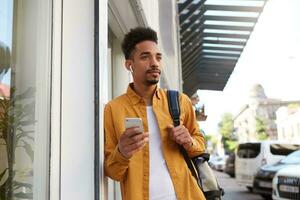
[181,94,206,158]
[104,104,130,181]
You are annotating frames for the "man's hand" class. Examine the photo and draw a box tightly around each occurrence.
[167,125,193,150]
[118,127,149,159]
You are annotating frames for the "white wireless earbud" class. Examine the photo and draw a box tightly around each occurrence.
[129,65,133,73]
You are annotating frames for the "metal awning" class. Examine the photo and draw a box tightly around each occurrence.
[177,0,268,96]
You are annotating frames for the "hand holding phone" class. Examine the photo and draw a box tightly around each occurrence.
[118,118,148,159]
[124,118,144,133]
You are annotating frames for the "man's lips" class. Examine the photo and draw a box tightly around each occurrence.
[147,70,161,75]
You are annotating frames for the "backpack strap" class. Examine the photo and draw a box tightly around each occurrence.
[166,90,181,126]
[167,90,224,198]
[166,90,199,184]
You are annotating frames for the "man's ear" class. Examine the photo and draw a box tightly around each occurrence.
[125,60,133,71]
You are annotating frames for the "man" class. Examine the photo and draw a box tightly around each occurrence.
[104,27,206,200]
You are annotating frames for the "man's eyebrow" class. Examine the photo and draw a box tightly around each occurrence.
[139,52,150,56]
[139,52,162,56]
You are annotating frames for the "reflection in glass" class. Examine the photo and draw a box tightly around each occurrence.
[1,0,43,199]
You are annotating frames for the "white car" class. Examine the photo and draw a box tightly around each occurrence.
[209,155,227,171]
[235,141,300,191]
[212,156,227,171]
[272,165,300,200]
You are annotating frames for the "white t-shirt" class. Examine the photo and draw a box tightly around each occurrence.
[147,106,177,200]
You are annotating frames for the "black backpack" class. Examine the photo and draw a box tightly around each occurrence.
[167,90,224,200]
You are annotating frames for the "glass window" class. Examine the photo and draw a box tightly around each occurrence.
[270,144,300,156]
[237,143,261,158]
[0,0,51,199]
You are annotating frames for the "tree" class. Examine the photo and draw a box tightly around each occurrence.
[204,134,218,154]
[218,113,236,153]
[255,117,269,140]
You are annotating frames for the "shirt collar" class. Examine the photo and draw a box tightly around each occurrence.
[126,83,161,105]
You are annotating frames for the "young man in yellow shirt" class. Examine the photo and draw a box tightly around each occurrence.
[104,27,206,200]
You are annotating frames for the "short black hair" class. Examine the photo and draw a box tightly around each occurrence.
[121,27,158,59]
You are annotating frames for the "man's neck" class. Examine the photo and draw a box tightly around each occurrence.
[132,83,157,106]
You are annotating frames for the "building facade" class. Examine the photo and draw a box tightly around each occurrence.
[276,106,300,143]
[233,84,300,143]
[0,0,181,199]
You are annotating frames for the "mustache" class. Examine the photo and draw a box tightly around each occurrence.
[146,69,161,74]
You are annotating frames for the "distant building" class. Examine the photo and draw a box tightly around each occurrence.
[276,106,300,143]
[233,84,300,143]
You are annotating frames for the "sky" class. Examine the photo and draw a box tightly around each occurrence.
[0,0,12,85]
[197,0,300,135]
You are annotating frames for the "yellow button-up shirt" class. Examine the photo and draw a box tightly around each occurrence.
[104,83,206,200]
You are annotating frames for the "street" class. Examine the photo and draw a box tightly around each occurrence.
[214,170,264,200]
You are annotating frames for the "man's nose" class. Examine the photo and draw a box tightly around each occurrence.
[150,57,159,67]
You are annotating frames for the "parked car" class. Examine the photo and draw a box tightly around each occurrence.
[272,165,300,200]
[209,155,227,171]
[235,141,300,191]
[253,150,300,199]
[224,153,235,177]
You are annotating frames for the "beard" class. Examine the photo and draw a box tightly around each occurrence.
[145,68,160,85]
[146,79,159,85]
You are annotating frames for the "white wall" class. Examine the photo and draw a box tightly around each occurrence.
[99,1,109,200]
[108,0,145,41]
[112,36,131,97]
[60,0,95,199]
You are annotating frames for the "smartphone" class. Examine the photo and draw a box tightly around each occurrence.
[124,118,144,133]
